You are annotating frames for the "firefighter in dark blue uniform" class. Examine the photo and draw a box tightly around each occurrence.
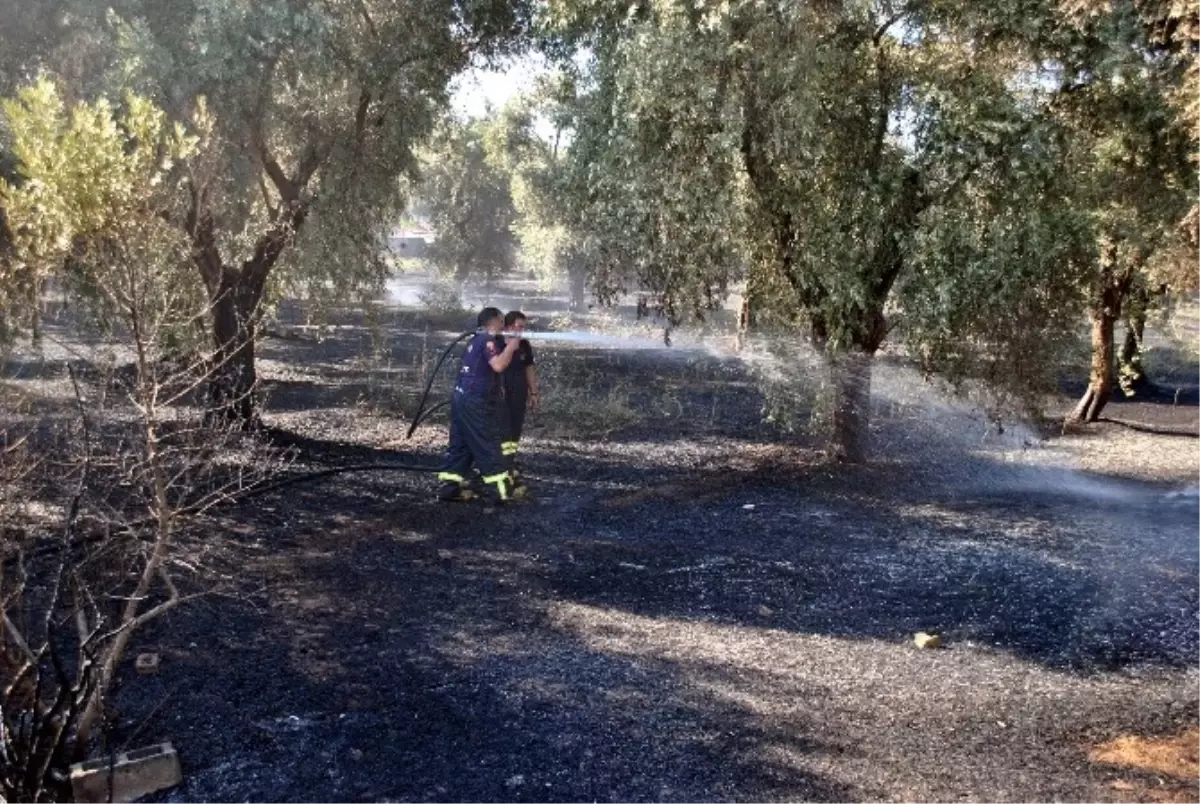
[436,308,522,503]
[498,310,539,498]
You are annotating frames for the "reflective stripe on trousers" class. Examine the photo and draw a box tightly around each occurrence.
[482,472,510,501]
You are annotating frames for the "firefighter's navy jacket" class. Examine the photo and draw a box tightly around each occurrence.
[455,332,503,398]
[437,331,510,500]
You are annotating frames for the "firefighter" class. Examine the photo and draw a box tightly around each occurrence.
[436,307,523,503]
[498,310,540,497]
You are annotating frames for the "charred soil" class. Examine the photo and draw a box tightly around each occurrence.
[9,311,1199,803]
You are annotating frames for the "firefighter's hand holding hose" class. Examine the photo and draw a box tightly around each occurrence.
[487,331,524,374]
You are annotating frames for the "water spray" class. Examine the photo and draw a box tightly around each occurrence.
[497,330,684,350]
[405,327,689,439]
[498,330,633,344]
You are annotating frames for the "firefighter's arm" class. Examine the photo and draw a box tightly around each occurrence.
[526,365,540,409]
[487,337,522,373]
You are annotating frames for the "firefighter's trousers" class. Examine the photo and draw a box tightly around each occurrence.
[500,388,528,474]
[437,390,511,502]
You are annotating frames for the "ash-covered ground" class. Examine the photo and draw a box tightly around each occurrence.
[10,295,1200,803]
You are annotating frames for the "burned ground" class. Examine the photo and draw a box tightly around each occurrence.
[4,304,1199,803]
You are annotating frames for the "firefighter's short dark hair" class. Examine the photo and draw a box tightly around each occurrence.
[504,310,526,327]
[477,307,503,328]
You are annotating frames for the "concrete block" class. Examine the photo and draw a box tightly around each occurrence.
[135,653,160,675]
[70,742,182,803]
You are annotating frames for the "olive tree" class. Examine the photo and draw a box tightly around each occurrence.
[421,114,520,287]
[545,0,1093,461]
[1054,0,1196,420]
[46,0,533,422]
[489,75,614,312]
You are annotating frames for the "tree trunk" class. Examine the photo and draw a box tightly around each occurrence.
[735,297,750,352]
[568,262,587,312]
[190,191,308,425]
[206,274,259,425]
[1118,310,1147,395]
[826,349,874,463]
[1072,307,1117,422]
[29,277,45,348]
[1072,242,1134,424]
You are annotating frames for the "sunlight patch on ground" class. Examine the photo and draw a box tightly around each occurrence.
[544,602,1199,800]
[389,529,430,543]
[892,502,1061,542]
[1090,728,1199,781]
[543,602,1080,709]
[1067,429,1199,483]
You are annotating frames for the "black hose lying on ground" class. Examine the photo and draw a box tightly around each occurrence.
[227,461,439,502]
[1097,416,1199,438]
[406,330,474,439]
[6,462,440,568]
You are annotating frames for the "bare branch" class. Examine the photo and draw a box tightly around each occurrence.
[355,0,380,38]
[354,87,373,148]
[257,172,279,220]
[873,10,909,45]
[2,612,37,666]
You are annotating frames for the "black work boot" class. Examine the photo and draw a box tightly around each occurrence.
[437,482,477,502]
[510,468,530,500]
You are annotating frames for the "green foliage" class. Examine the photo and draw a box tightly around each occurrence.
[421,115,519,283]
[3,0,534,352]
[0,78,204,345]
[538,0,1189,414]
[0,0,113,98]
[1053,0,1196,294]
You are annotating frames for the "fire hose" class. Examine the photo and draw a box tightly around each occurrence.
[12,329,542,566]
[405,328,538,439]
[406,329,475,439]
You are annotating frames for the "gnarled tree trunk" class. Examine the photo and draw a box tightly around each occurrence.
[1072,307,1117,422]
[1071,243,1135,423]
[826,348,874,463]
[185,109,330,424]
[190,190,309,425]
[207,275,260,424]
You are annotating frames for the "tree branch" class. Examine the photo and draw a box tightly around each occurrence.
[354,0,380,38]
[251,56,298,204]
[260,148,296,203]
[256,172,278,220]
[353,87,373,148]
[242,199,311,296]
[2,612,37,666]
[186,183,225,297]
[873,10,908,44]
